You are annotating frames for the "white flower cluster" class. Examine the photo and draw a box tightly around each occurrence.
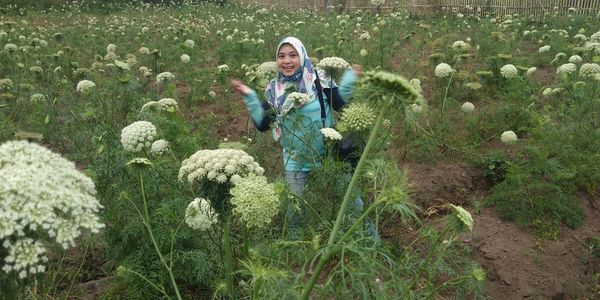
[579,63,600,78]
[230,174,280,229]
[157,98,179,112]
[338,102,376,132]
[185,198,218,231]
[435,63,454,78]
[120,121,157,152]
[217,64,230,74]
[138,47,150,55]
[0,78,14,90]
[76,80,96,95]
[556,63,577,75]
[461,101,475,113]
[178,148,265,185]
[501,130,517,144]
[526,67,537,76]
[317,57,350,72]
[180,54,190,63]
[155,71,175,84]
[451,40,470,50]
[106,43,116,53]
[0,141,104,278]
[450,204,473,232]
[184,39,195,48]
[584,42,600,55]
[409,78,422,92]
[371,0,385,6]
[538,45,551,53]
[150,139,170,156]
[30,93,46,103]
[500,64,518,78]
[359,31,371,40]
[286,92,311,106]
[568,55,582,63]
[590,31,600,43]
[321,127,343,141]
[256,61,278,79]
[4,43,18,53]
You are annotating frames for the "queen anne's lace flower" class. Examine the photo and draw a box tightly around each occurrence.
[185,198,218,231]
[230,174,280,229]
[321,128,343,140]
[180,54,190,63]
[317,57,350,78]
[256,61,278,79]
[106,44,116,53]
[4,43,18,53]
[286,92,311,106]
[501,130,517,144]
[500,64,518,78]
[568,55,582,64]
[76,80,96,95]
[557,63,577,75]
[155,71,175,84]
[150,139,169,156]
[579,63,600,78]
[183,39,195,48]
[179,148,265,184]
[538,45,551,53]
[0,141,104,278]
[461,102,475,113]
[138,47,150,55]
[0,78,14,90]
[435,63,454,78]
[526,67,537,76]
[30,93,46,103]
[217,64,230,73]
[120,121,157,152]
[359,71,424,108]
[157,98,179,112]
[338,102,376,132]
[450,204,473,232]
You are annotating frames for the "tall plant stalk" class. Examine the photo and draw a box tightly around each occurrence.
[138,174,183,300]
[300,101,389,300]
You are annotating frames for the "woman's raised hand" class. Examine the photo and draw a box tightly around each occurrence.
[351,64,363,77]
[230,79,252,96]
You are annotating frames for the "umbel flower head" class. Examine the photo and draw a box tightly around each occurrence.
[356,71,424,109]
[449,204,473,232]
[500,64,518,78]
[501,130,517,144]
[76,80,96,95]
[321,127,343,141]
[435,63,454,78]
[157,98,179,112]
[0,141,104,278]
[461,102,475,113]
[230,174,280,229]
[179,148,265,185]
[337,102,376,132]
[286,92,311,106]
[256,61,278,80]
[317,57,350,79]
[155,71,175,84]
[185,198,218,231]
[120,121,157,152]
[150,139,170,156]
[557,63,577,76]
[579,63,600,78]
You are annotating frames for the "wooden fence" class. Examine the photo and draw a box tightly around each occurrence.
[236,0,600,17]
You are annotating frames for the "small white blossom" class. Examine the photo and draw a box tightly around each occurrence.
[435,63,454,78]
[556,63,577,75]
[157,98,179,112]
[155,71,175,84]
[320,128,343,141]
[120,121,157,152]
[286,92,311,106]
[500,130,518,144]
[180,54,190,64]
[500,64,518,79]
[185,198,218,231]
[461,102,475,113]
[150,139,169,156]
[538,45,551,53]
[183,39,195,48]
[76,80,96,95]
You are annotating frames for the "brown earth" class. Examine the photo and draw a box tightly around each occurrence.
[404,161,600,299]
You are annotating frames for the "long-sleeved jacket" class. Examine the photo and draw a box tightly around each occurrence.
[243,69,358,171]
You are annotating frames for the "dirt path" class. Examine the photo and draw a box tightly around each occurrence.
[405,162,600,299]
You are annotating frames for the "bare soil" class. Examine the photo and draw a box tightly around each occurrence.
[404,161,600,299]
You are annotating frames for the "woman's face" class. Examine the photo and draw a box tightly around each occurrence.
[277,44,301,77]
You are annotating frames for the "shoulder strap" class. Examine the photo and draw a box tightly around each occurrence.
[314,70,327,128]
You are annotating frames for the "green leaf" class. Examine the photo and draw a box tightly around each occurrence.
[44,113,50,125]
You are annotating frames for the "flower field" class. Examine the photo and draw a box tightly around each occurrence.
[1,1,599,299]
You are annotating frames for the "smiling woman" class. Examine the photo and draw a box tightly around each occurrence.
[231,36,363,238]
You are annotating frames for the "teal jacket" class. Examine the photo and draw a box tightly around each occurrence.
[243,69,358,171]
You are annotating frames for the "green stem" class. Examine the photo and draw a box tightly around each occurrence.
[65,235,94,299]
[426,275,471,297]
[139,174,183,300]
[222,216,235,296]
[440,71,454,118]
[338,200,384,243]
[300,102,389,300]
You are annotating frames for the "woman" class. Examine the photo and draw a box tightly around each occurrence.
[231,37,363,236]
